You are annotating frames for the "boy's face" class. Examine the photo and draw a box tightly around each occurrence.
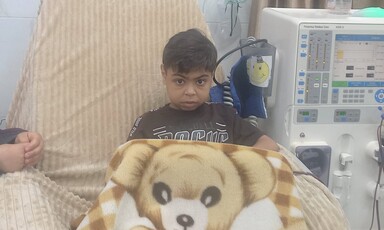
[161,65,213,111]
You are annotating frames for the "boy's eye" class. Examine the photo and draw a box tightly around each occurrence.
[175,79,184,85]
[196,79,206,86]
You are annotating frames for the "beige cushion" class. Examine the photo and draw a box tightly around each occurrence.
[7,0,211,201]
[0,168,91,229]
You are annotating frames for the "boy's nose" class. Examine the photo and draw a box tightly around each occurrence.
[185,85,196,95]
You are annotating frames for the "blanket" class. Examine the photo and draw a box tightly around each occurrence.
[73,139,308,230]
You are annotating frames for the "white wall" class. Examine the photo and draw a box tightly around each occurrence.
[0,0,40,128]
[198,0,252,77]
[0,0,252,129]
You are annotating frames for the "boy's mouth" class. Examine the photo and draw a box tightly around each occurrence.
[180,101,199,110]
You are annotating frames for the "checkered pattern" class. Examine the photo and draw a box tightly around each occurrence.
[262,151,305,228]
[203,141,306,229]
[75,139,307,230]
[76,182,126,230]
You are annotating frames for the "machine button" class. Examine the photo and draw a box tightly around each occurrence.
[375,89,384,103]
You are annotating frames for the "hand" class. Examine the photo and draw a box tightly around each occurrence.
[0,143,27,173]
[253,135,280,152]
[15,131,44,167]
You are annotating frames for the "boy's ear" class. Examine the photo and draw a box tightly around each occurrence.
[160,64,166,79]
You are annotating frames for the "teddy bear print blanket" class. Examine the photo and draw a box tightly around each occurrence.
[73,139,308,230]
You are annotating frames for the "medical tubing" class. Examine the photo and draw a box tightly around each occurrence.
[246,115,258,127]
[369,164,383,230]
[213,38,268,86]
[376,200,381,230]
[379,119,384,163]
[369,119,384,230]
[222,81,234,107]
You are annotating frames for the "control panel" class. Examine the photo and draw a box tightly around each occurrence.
[294,23,384,123]
[295,24,384,107]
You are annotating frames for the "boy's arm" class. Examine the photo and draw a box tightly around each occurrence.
[0,143,26,173]
[253,135,280,152]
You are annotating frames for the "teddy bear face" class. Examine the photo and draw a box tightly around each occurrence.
[134,145,245,230]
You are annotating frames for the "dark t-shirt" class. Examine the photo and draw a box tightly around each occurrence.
[128,103,264,147]
[0,128,26,145]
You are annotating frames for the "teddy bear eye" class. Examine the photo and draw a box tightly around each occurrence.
[153,182,172,205]
[200,186,221,208]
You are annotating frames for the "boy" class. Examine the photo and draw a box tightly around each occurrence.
[0,128,44,173]
[128,28,279,151]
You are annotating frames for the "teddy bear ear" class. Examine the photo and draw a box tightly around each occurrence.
[228,150,276,204]
[109,140,158,191]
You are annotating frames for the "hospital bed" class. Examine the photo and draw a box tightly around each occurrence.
[0,0,349,229]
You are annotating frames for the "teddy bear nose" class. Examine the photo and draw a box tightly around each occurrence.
[176,214,194,228]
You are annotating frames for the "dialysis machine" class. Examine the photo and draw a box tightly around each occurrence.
[258,8,384,229]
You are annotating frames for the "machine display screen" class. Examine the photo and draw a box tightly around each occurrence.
[332,34,384,86]
[295,24,384,106]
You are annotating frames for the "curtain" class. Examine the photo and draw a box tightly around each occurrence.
[248,0,384,38]
[353,0,384,8]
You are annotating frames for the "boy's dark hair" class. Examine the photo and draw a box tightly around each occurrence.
[162,28,217,73]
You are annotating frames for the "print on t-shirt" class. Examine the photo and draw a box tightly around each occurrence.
[152,121,229,143]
